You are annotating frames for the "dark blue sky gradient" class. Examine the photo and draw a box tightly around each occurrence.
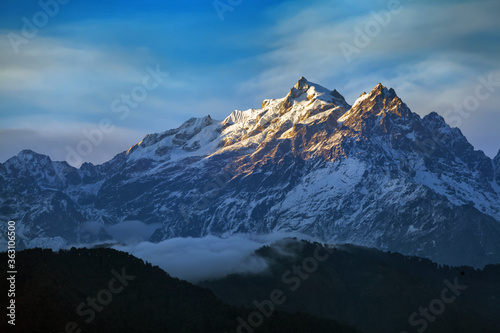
[0,0,498,164]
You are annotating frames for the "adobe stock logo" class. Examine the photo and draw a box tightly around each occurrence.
[235,245,333,333]
[6,0,71,54]
[179,170,234,225]
[443,73,500,128]
[414,72,499,158]
[400,277,467,333]
[339,0,409,63]
[60,267,135,333]
[65,64,168,167]
[213,0,243,21]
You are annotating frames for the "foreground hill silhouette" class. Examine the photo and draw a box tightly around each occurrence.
[201,239,500,333]
[0,247,358,333]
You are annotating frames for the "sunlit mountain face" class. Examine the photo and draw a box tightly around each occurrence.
[2,1,500,333]
[1,78,499,268]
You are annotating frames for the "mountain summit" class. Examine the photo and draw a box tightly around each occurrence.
[1,79,499,267]
[342,83,411,123]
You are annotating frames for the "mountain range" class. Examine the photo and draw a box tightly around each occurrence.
[1,77,499,267]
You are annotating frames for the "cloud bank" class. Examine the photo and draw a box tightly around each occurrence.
[112,233,312,283]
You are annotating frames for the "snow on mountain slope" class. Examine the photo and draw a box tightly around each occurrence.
[494,149,500,189]
[216,77,350,155]
[1,78,499,267]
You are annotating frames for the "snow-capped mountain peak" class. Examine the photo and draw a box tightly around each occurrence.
[287,76,350,107]
[122,77,354,162]
[124,115,221,161]
[340,83,410,125]
[215,78,353,158]
[2,78,500,268]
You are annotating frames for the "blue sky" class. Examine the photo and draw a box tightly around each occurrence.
[0,0,499,166]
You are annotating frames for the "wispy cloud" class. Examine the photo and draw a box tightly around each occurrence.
[112,232,313,283]
[0,124,144,165]
[114,235,269,283]
[0,34,170,118]
[0,0,498,162]
[234,0,500,156]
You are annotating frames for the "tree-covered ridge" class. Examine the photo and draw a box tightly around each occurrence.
[201,239,500,333]
[0,247,359,333]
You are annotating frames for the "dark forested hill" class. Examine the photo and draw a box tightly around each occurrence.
[0,247,359,333]
[201,239,500,333]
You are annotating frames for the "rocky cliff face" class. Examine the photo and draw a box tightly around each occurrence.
[494,149,500,187]
[1,78,499,267]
